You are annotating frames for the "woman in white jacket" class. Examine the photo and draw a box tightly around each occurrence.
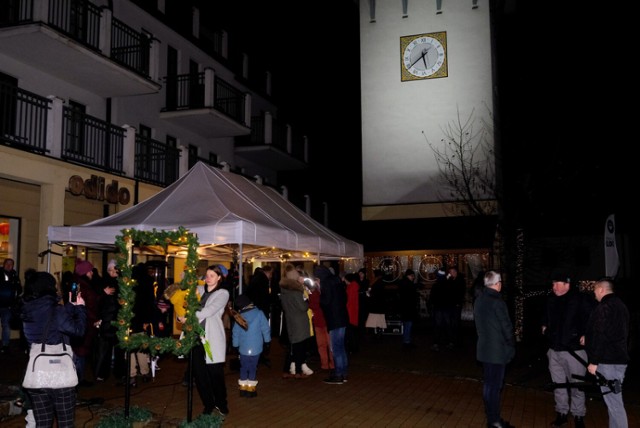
[179,265,229,416]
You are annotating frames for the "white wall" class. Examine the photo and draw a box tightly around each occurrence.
[360,1,494,209]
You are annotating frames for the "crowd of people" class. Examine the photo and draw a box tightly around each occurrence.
[0,255,633,427]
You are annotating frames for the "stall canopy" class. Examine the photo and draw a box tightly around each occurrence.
[47,161,363,262]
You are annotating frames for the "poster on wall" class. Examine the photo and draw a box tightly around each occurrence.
[0,217,20,264]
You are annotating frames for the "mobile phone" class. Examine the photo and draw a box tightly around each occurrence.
[71,283,78,303]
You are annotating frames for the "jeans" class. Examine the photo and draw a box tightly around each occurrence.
[329,327,348,378]
[0,307,11,346]
[482,362,506,425]
[239,354,260,381]
[598,364,628,428]
[402,320,413,344]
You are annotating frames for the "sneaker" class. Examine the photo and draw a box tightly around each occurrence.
[323,376,344,384]
[301,363,314,375]
[214,406,229,417]
[289,362,296,375]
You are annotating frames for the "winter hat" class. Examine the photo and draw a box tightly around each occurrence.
[234,294,252,311]
[550,268,571,283]
[75,259,94,276]
[107,259,117,270]
[33,271,57,294]
[217,264,229,276]
[313,265,331,281]
[285,264,300,280]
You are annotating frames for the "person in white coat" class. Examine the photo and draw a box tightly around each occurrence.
[178,265,229,417]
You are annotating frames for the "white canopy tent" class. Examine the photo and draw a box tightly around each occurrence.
[47,162,363,283]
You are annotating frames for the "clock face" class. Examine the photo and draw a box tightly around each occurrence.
[401,32,448,81]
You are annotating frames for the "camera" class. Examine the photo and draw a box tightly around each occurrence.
[71,283,78,303]
[302,277,316,289]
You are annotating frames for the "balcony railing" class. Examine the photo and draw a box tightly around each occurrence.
[111,16,151,77]
[134,135,180,187]
[61,107,125,174]
[48,0,102,51]
[0,0,153,81]
[163,72,246,124]
[0,81,50,153]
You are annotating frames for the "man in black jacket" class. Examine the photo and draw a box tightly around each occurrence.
[542,269,593,428]
[584,278,630,428]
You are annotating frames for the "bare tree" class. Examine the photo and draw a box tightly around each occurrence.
[422,106,496,217]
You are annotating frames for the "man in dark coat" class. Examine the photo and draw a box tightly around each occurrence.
[473,270,515,428]
[398,269,419,348]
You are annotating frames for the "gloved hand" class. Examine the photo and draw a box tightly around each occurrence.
[263,342,271,357]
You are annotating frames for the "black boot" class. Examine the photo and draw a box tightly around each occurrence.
[574,416,585,428]
[551,412,568,427]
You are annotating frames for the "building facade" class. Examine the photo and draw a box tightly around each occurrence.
[0,0,310,277]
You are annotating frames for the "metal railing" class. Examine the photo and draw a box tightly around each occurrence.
[48,0,102,51]
[61,107,125,173]
[215,77,245,124]
[111,16,150,77]
[134,135,180,187]
[0,0,33,26]
[163,73,245,124]
[0,82,50,152]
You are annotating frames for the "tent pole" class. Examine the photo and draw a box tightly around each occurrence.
[238,243,243,294]
[46,242,52,273]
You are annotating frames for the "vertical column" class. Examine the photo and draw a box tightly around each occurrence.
[204,68,215,107]
[99,7,112,55]
[264,112,273,145]
[32,0,49,23]
[286,125,292,154]
[39,181,66,271]
[122,125,136,177]
[46,96,64,157]
[243,93,251,127]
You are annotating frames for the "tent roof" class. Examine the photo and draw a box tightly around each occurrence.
[48,162,363,261]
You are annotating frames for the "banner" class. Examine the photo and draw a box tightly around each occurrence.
[604,214,619,278]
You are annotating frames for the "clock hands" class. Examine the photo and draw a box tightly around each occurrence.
[409,46,431,69]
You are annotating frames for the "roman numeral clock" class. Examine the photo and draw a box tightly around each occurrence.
[400,31,448,81]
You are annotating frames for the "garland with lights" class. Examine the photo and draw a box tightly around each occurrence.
[115,227,201,356]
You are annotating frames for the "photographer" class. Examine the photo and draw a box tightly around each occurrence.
[583,278,630,428]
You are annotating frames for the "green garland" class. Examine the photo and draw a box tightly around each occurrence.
[115,227,201,356]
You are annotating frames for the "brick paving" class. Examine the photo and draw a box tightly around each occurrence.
[1,321,638,427]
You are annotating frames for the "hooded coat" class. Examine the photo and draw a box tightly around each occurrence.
[279,273,310,344]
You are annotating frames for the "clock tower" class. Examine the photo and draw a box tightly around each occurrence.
[360,1,495,223]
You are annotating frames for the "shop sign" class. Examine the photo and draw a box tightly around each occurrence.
[68,175,131,205]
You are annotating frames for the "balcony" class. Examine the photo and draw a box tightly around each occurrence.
[160,68,251,138]
[1,80,178,186]
[0,0,161,97]
[235,112,308,171]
